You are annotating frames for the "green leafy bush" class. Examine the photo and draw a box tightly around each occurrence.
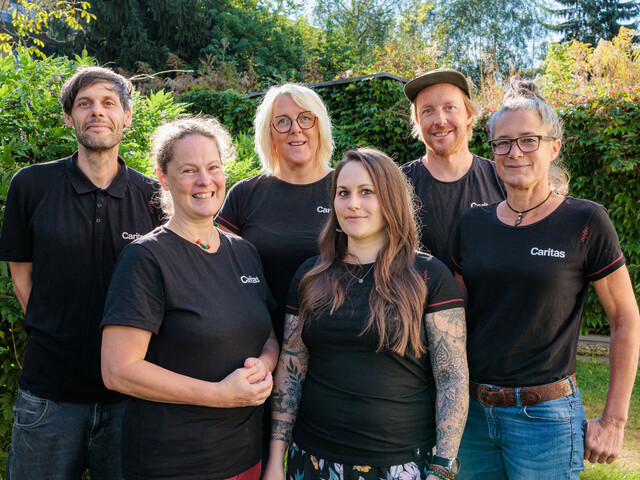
[224,133,262,190]
[0,48,186,454]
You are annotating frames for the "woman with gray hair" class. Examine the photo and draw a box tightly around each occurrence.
[101,117,278,480]
[216,83,334,344]
[452,78,640,479]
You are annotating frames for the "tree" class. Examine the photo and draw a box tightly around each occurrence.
[422,0,546,78]
[0,0,95,58]
[543,0,639,46]
[53,0,320,88]
[313,0,408,67]
[54,0,219,72]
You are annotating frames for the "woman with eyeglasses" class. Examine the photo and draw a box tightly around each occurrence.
[216,84,334,465]
[217,84,333,346]
[452,78,640,479]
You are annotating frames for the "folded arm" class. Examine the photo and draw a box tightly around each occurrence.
[101,325,273,408]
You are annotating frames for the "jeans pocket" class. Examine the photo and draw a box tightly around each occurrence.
[522,395,572,423]
[13,389,51,428]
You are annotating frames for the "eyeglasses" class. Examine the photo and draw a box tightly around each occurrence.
[488,135,555,155]
[271,111,317,133]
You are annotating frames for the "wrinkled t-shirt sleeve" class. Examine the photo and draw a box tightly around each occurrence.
[102,243,165,334]
[584,204,625,281]
[420,255,465,314]
[215,181,244,235]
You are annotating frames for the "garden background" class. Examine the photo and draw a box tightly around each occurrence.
[1,0,639,477]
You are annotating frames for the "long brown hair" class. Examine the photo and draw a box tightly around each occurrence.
[297,148,427,357]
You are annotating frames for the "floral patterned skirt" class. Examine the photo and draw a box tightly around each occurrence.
[286,442,430,480]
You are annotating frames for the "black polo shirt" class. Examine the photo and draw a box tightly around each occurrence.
[0,153,162,403]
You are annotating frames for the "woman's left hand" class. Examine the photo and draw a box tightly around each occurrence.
[244,357,268,384]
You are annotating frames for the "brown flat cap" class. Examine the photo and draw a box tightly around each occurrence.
[404,69,471,102]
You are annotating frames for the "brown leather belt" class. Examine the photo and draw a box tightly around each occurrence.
[470,374,577,408]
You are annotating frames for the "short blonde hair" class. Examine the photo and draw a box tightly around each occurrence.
[409,87,479,143]
[254,84,333,174]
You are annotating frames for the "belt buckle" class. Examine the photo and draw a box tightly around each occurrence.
[475,384,497,407]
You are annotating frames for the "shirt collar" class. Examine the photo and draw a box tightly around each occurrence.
[65,152,130,198]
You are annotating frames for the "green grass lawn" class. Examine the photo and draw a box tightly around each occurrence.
[577,356,640,479]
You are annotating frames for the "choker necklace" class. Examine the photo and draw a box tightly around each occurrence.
[505,191,553,226]
[172,220,215,250]
[345,263,375,284]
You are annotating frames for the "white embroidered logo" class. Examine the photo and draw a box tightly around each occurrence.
[530,247,566,258]
[470,202,488,207]
[317,206,331,214]
[241,276,261,284]
[122,232,141,240]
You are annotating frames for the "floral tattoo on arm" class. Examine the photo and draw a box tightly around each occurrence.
[270,314,309,443]
[425,306,469,458]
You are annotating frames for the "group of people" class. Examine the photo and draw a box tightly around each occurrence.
[0,64,637,480]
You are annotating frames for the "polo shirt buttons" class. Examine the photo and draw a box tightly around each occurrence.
[96,218,101,223]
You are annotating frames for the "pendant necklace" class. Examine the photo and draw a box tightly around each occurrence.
[345,263,375,283]
[172,220,215,250]
[505,191,553,226]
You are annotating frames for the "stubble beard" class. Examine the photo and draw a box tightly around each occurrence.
[75,123,124,152]
[424,129,468,158]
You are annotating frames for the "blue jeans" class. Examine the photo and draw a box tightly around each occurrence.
[6,389,126,480]
[457,382,586,479]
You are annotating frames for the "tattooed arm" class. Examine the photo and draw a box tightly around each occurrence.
[425,306,469,458]
[263,313,310,480]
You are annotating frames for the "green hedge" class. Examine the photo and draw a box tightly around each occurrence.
[179,75,425,164]
[180,77,640,335]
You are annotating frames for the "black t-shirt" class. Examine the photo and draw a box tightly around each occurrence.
[401,156,505,272]
[216,172,333,343]
[453,197,624,387]
[101,227,274,480]
[0,154,162,402]
[288,253,464,466]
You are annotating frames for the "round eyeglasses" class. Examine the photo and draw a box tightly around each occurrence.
[488,135,555,155]
[271,111,317,134]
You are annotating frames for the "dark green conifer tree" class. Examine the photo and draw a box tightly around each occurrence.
[543,0,638,45]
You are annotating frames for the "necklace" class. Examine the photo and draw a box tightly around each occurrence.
[505,191,553,226]
[172,220,215,250]
[345,263,375,284]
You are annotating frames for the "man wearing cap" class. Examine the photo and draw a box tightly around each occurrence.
[401,69,505,271]
[0,66,162,479]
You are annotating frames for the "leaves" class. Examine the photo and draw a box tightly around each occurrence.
[0,1,95,59]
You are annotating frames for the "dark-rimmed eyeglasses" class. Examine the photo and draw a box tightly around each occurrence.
[488,135,555,155]
[271,111,317,133]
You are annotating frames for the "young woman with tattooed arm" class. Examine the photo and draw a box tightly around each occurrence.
[264,148,469,480]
